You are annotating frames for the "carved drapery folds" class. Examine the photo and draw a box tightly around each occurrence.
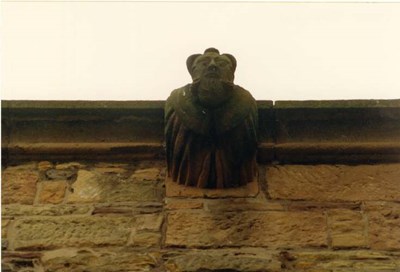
[165,48,258,188]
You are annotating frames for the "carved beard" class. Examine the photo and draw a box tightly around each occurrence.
[193,78,234,109]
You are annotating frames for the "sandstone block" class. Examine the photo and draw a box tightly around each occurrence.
[165,177,259,198]
[127,214,163,248]
[55,162,86,170]
[267,164,400,201]
[366,202,400,250]
[2,204,92,217]
[166,210,327,248]
[93,202,162,215]
[94,162,129,168]
[94,167,128,174]
[66,170,101,203]
[328,209,367,249]
[128,231,161,248]
[2,219,10,237]
[41,248,160,272]
[165,199,204,210]
[94,163,129,175]
[206,198,285,212]
[66,170,162,203]
[280,250,398,271]
[2,239,8,250]
[5,163,37,170]
[131,167,162,181]
[38,161,53,171]
[46,169,76,180]
[164,248,281,272]
[288,201,361,211]
[1,168,39,204]
[135,214,163,231]
[38,181,67,204]
[1,252,41,272]
[11,216,135,250]
[1,260,30,272]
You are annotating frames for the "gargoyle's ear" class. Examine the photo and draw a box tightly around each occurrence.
[222,53,237,73]
[186,54,201,76]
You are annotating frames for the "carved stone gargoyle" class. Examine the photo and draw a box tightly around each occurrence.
[165,48,258,188]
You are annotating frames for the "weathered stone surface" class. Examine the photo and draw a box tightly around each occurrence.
[3,159,400,271]
[66,170,101,203]
[135,214,163,232]
[46,169,76,180]
[55,162,86,170]
[94,163,129,175]
[66,170,162,203]
[2,239,8,250]
[280,250,399,271]
[206,198,285,212]
[288,201,361,211]
[267,164,400,201]
[38,161,53,171]
[365,202,400,250]
[1,251,42,272]
[2,220,10,249]
[166,210,327,248]
[2,219,10,238]
[38,181,67,204]
[94,162,129,168]
[131,167,162,181]
[127,214,163,247]
[128,231,161,248]
[2,204,91,217]
[165,199,204,210]
[94,167,128,175]
[93,202,162,215]
[5,163,37,170]
[328,209,367,249]
[1,169,39,204]
[166,177,259,198]
[11,216,135,250]
[164,248,281,271]
[41,248,160,272]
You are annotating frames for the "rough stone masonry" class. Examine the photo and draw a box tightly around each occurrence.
[2,160,400,271]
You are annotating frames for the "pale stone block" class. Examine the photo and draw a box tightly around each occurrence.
[1,169,39,204]
[366,202,400,250]
[41,248,159,271]
[267,164,400,201]
[11,216,135,250]
[166,210,327,248]
[38,181,67,204]
[165,176,259,198]
[328,209,368,249]
[164,248,281,271]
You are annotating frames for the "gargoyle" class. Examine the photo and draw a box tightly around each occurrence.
[165,48,258,188]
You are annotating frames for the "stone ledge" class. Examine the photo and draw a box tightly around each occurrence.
[3,142,164,162]
[2,99,399,164]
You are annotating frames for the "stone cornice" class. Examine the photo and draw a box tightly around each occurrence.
[2,100,400,164]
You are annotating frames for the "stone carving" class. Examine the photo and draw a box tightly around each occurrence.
[165,48,258,188]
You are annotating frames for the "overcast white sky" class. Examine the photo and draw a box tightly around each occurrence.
[2,1,400,101]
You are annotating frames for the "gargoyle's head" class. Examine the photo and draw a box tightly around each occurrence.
[186,48,236,84]
[186,48,237,108]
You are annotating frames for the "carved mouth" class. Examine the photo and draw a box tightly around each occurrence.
[204,71,220,78]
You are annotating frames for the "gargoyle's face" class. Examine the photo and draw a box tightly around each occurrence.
[191,52,235,84]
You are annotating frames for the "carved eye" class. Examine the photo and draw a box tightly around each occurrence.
[199,60,209,66]
[216,60,229,67]
[196,57,210,67]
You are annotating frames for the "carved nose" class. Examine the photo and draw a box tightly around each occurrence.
[208,61,217,72]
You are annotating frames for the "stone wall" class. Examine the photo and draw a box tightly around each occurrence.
[2,160,400,271]
[2,100,400,271]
